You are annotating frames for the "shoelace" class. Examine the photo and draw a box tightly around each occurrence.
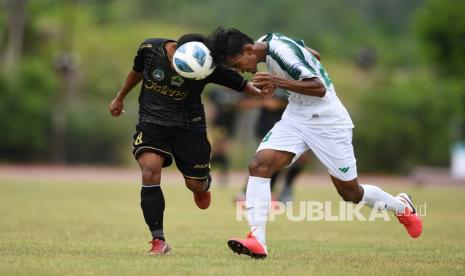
[247,229,258,239]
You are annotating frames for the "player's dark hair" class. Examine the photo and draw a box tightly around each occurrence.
[207,27,254,64]
[176,33,207,48]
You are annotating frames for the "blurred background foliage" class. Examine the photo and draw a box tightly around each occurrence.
[0,0,464,172]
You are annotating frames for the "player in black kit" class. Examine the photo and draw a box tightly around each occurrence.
[108,33,268,256]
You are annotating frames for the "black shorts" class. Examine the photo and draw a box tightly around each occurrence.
[132,123,211,179]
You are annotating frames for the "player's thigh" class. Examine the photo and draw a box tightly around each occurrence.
[295,151,312,165]
[132,123,174,168]
[171,129,211,180]
[304,128,357,181]
[251,149,295,176]
[256,120,308,167]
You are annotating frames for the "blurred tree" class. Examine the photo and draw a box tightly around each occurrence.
[414,0,465,158]
[50,0,78,163]
[0,58,56,162]
[415,0,465,75]
[2,0,27,71]
[353,75,464,172]
[0,0,461,170]
[130,0,421,59]
[355,0,423,34]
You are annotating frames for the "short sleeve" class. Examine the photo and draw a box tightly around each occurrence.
[208,66,248,92]
[270,41,318,81]
[132,42,150,72]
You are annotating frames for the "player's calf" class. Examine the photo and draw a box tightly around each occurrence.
[331,177,364,203]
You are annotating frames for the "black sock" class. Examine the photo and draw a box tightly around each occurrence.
[284,164,303,187]
[140,185,165,241]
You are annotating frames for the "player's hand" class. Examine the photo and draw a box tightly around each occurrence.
[261,84,276,99]
[251,80,267,89]
[109,97,125,117]
[252,72,274,88]
[249,82,274,99]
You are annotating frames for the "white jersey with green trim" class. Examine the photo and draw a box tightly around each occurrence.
[258,33,354,128]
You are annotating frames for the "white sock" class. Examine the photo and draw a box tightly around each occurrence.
[361,184,405,214]
[245,176,271,245]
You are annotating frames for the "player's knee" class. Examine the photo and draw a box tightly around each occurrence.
[141,167,161,184]
[248,158,273,178]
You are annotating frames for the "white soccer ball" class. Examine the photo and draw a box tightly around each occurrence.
[172,41,215,80]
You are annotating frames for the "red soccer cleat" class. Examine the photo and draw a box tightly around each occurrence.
[148,239,171,256]
[395,193,422,238]
[194,191,211,209]
[228,232,268,259]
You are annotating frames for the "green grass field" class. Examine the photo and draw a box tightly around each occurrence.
[1,175,465,275]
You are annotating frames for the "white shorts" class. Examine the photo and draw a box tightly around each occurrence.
[256,120,357,181]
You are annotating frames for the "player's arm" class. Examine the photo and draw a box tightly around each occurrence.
[210,66,273,99]
[253,44,325,97]
[243,82,274,99]
[109,70,142,116]
[306,47,321,61]
[253,72,326,97]
[109,41,147,117]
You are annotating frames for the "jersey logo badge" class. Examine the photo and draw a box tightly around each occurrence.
[339,167,350,173]
[170,75,184,87]
[152,69,165,81]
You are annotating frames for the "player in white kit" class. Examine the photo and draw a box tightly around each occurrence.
[208,28,422,259]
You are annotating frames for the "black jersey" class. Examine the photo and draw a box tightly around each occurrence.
[133,38,247,131]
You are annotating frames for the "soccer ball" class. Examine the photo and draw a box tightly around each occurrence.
[172,41,215,80]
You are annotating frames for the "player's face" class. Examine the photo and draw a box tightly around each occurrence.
[225,51,258,74]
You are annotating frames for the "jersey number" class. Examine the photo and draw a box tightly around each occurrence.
[135,132,143,146]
